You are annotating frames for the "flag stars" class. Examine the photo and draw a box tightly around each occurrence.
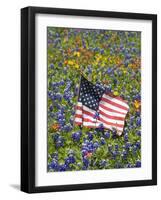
[78,76,105,111]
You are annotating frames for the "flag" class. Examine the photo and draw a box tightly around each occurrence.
[74,76,129,135]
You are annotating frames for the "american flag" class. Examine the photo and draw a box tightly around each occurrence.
[74,76,129,135]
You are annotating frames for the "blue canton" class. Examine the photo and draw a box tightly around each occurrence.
[78,76,105,111]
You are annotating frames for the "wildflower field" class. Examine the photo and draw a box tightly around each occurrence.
[47,27,141,172]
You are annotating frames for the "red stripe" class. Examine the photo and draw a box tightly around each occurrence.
[76,109,95,119]
[75,122,82,126]
[101,97,128,111]
[83,110,95,117]
[99,103,126,115]
[76,105,82,111]
[75,121,95,128]
[76,106,125,122]
[105,92,128,104]
[99,110,125,121]
[77,108,125,121]
[99,117,124,128]
[82,118,124,128]
[82,118,96,123]
[75,114,82,118]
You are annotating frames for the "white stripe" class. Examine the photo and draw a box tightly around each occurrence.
[77,101,126,118]
[77,102,83,107]
[74,117,82,123]
[83,105,96,115]
[99,113,124,125]
[99,105,126,118]
[82,121,123,132]
[81,112,124,125]
[76,104,96,115]
[77,102,126,125]
[75,112,124,130]
[100,100,128,114]
[103,94,129,109]
[75,110,82,115]
[82,114,96,122]
[75,118,124,134]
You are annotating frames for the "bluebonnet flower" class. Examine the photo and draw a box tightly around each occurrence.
[69,116,74,125]
[130,116,135,125]
[63,124,72,132]
[100,137,106,145]
[94,47,99,52]
[55,136,64,148]
[106,67,113,75]
[72,131,82,142]
[87,132,93,141]
[52,133,60,142]
[132,145,137,155]
[112,151,117,159]
[104,131,110,139]
[112,128,117,139]
[87,65,92,74]
[50,63,54,69]
[93,141,99,149]
[58,62,63,67]
[81,149,88,157]
[58,164,68,171]
[82,39,86,48]
[97,123,104,132]
[49,159,58,171]
[59,80,65,86]
[133,93,141,101]
[50,112,55,118]
[68,149,75,155]
[68,154,76,164]
[136,117,141,127]
[105,85,112,93]
[125,142,131,150]
[51,82,59,88]
[115,162,122,169]
[108,144,112,152]
[56,93,62,101]
[83,157,89,168]
[135,141,141,149]
[113,78,117,85]
[136,160,141,167]
[136,110,141,117]
[126,163,133,168]
[71,110,75,116]
[124,134,128,142]
[49,105,53,112]
[136,130,141,136]
[115,144,119,151]
[99,159,107,167]
[100,49,104,54]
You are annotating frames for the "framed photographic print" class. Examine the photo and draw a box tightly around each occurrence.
[21,6,157,193]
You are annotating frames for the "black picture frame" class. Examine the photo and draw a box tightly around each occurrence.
[21,6,157,193]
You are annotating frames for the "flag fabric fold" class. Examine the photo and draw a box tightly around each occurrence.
[74,76,129,136]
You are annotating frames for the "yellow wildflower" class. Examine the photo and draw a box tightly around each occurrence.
[134,100,141,109]
[68,60,74,65]
[73,51,80,57]
[74,64,79,69]
[113,91,119,96]
[123,69,127,74]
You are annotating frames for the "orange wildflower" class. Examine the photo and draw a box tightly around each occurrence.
[51,123,59,131]
[86,152,92,158]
